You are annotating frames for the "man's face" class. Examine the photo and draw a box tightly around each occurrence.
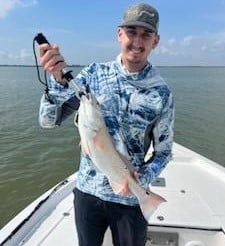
[117,26,160,72]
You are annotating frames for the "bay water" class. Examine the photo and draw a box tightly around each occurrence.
[0,66,225,229]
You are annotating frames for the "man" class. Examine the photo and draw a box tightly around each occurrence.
[38,3,174,246]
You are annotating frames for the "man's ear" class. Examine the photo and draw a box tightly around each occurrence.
[117,28,122,42]
[152,34,160,49]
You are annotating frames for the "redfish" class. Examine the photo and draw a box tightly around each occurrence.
[76,93,166,221]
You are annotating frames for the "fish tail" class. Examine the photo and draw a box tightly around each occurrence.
[138,191,166,221]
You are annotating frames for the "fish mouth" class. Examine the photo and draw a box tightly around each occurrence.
[74,112,79,126]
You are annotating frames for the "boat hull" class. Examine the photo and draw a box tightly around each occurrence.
[1,143,225,246]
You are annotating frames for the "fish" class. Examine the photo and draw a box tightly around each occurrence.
[75,93,166,221]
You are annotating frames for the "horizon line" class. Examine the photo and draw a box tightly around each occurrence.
[1,64,225,68]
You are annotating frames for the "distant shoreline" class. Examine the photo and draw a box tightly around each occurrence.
[0,65,225,68]
[0,65,85,67]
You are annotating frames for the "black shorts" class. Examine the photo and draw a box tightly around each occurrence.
[73,188,147,246]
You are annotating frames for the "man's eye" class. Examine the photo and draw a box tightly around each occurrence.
[143,33,153,39]
[145,33,151,37]
[126,29,136,36]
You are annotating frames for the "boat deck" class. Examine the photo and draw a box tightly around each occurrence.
[23,194,77,246]
[1,143,225,245]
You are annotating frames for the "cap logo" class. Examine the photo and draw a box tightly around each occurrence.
[139,10,155,18]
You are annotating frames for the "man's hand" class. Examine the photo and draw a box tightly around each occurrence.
[118,179,132,196]
[118,171,140,196]
[39,44,66,83]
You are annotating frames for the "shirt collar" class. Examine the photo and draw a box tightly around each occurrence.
[116,54,152,80]
[115,54,164,89]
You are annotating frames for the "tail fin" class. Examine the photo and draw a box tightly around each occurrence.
[139,192,166,221]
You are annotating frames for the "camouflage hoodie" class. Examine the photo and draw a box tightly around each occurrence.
[39,55,174,206]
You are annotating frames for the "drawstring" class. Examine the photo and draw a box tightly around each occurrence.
[32,37,54,104]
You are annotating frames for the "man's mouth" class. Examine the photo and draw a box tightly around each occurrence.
[129,46,144,55]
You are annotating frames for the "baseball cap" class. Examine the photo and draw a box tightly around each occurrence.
[119,3,159,33]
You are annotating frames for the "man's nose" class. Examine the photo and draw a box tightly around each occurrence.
[133,35,143,47]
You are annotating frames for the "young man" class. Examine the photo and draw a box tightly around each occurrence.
[38,3,174,246]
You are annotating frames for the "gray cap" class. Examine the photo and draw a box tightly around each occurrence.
[119,3,159,32]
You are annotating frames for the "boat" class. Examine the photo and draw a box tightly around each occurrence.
[0,142,225,246]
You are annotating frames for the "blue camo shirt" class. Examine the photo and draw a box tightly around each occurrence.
[39,55,174,206]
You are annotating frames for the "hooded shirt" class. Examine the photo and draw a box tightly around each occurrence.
[39,55,174,206]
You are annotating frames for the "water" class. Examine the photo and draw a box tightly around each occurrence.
[0,66,225,229]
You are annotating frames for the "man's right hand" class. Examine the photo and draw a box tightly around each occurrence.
[39,44,67,84]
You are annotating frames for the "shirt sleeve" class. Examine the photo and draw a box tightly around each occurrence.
[38,75,79,128]
[138,92,174,190]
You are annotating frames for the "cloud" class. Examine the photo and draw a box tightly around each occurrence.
[152,31,225,65]
[16,48,33,64]
[0,48,33,64]
[167,38,176,46]
[0,0,37,18]
[19,48,31,60]
[182,35,193,46]
[200,45,207,51]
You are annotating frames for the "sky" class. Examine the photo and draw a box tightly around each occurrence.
[0,0,225,66]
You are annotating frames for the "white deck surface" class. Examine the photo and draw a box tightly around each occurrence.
[149,143,225,230]
[1,142,225,245]
[24,194,77,246]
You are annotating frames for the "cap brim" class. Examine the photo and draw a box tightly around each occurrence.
[118,21,157,32]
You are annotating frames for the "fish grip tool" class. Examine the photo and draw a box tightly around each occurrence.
[33,33,87,102]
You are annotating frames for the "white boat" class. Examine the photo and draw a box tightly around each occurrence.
[1,142,225,246]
